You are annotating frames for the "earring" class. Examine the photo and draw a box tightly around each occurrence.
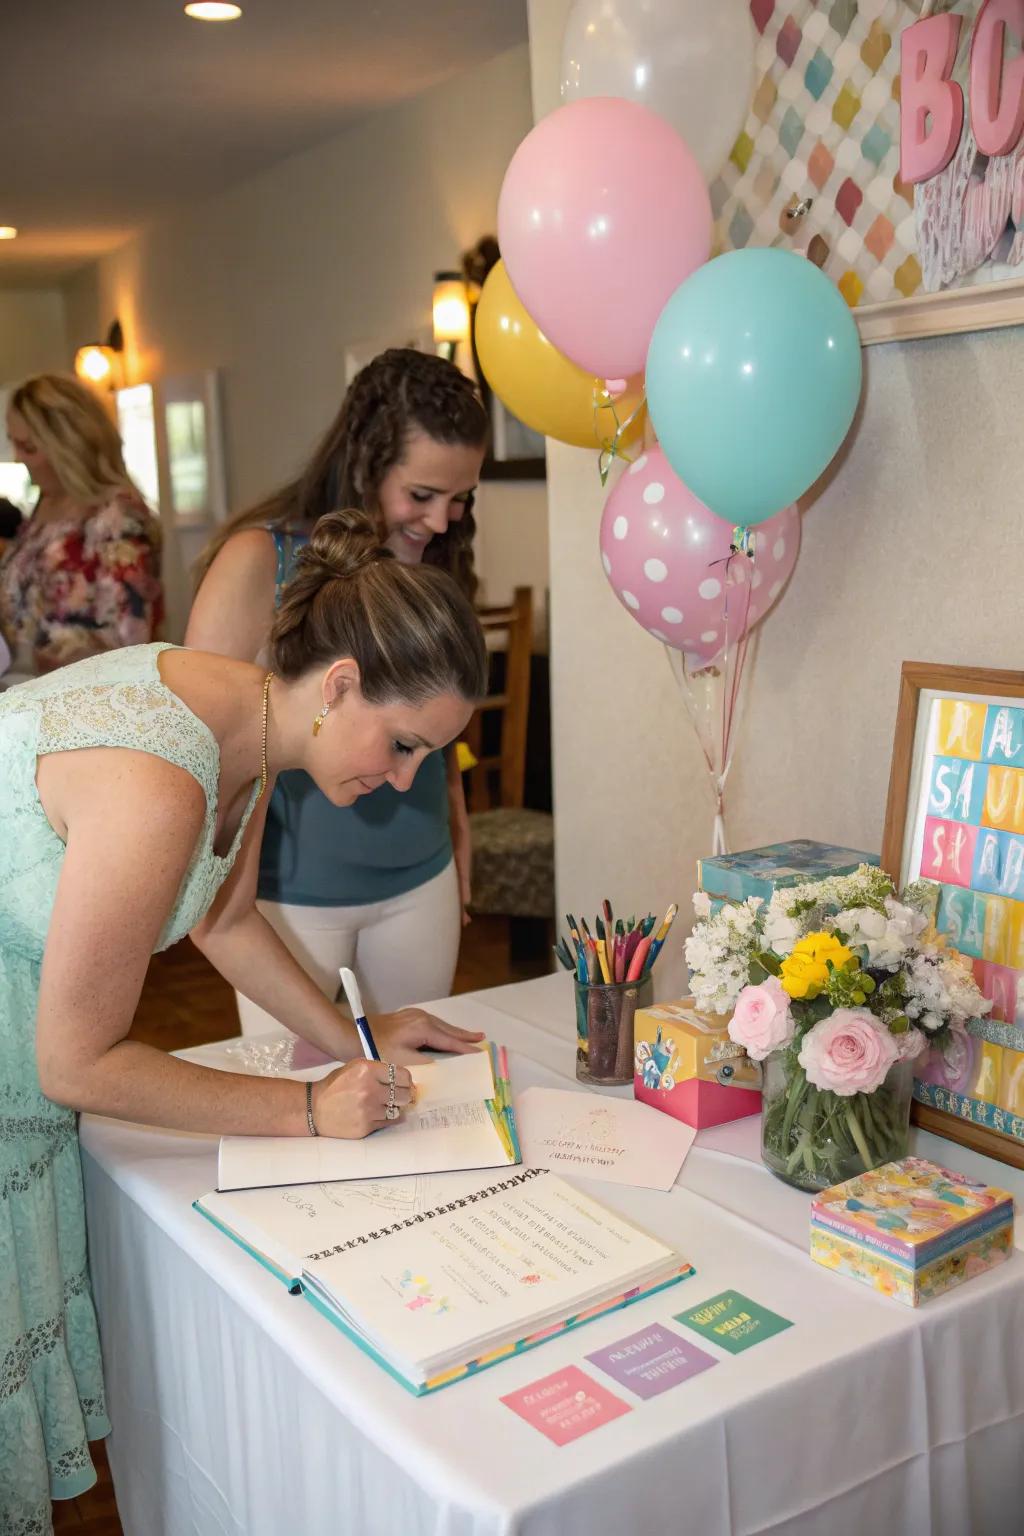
[312,702,331,737]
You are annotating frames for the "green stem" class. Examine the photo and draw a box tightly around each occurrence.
[845,1103,874,1171]
[780,1066,808,1150]
[785,1131,808,1175]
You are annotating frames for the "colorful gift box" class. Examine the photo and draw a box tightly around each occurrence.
[810,1157,1014,1307]
[634,999,761,1129]
[698,839,880,909]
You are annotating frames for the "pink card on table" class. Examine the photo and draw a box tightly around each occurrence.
[500,1365,631,1445]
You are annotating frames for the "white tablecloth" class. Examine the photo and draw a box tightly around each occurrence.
[80,974,1024,1536]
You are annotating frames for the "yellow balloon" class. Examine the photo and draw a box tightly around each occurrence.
[474,260,645,452]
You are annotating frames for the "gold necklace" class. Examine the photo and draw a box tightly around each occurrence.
[258,671,274,800]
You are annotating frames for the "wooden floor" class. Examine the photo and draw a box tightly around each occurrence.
[56,916,548,1535]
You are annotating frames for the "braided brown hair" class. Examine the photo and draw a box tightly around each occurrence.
[196,350,488,597]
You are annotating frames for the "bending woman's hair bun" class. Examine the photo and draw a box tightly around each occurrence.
[269,508,487,706]
[302,507,393,583]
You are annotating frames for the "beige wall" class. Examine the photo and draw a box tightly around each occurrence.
[529,0,1024,1001]
[62,44,547,640]
[0,289,69,390]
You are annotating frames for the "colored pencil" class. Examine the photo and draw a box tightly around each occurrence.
[625,934,653,982]
[644,903,679,973]
[557,899,678,991]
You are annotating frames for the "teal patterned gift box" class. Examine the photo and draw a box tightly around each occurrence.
[698,839,880,908]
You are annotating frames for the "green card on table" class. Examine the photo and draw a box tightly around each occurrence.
[675,1290,792,1355]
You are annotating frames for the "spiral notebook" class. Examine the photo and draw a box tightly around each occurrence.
[196,1167,694,1394]
[214,1043,520,1192]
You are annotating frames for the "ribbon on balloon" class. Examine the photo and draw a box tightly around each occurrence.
[595,379,646,484]
[473,259,648,464]
[599,448,801,852]
[663,544,753,857]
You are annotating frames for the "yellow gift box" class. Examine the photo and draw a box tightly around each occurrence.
[633,998,761,1129]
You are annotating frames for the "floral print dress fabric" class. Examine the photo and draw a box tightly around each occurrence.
[0,497,162,670]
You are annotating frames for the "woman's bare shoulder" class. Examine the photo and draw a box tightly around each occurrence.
[186,528,278,657]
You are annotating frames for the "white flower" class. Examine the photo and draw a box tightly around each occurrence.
[762,908,800,956]
[884,896,928,945]
[684,897,766,1016]
[685,934,713,973]
[692,891,712,920]
[904,949,990,1031]
[835,898,926,970]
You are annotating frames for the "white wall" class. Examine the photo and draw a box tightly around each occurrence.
[529,0,1024,1001]
[0,288,68,389]
[62,44,547,640]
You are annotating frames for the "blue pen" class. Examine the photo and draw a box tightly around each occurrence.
[339,966,380,1060]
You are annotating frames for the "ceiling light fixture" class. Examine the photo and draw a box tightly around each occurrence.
[0,227,18,240]
[184,3,243,20]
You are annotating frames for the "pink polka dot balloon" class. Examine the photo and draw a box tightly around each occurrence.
[599,447,800,666]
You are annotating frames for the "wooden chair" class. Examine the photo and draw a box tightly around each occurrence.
[464,588,555,949]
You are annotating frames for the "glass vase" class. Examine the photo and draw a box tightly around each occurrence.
[760,1050,914,1193]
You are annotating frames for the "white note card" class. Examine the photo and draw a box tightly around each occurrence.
[514,1087,696,1192]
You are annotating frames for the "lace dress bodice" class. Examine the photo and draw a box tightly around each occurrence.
[0,642,259,959]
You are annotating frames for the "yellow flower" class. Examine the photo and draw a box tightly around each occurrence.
[779,931,854,1000]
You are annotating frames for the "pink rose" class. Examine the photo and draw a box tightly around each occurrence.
[728,977,794,1061]
[798,1009,899,1097]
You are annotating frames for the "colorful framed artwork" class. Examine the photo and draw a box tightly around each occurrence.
[715,2,1024,345]
[882,661,1024,1168]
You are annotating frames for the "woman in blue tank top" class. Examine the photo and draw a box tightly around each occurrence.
[187,350,488,1036]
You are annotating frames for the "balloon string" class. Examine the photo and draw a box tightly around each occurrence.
[711,540,754,772]
[664,645,717,783]
[722,552,753,767]
[596,385,645,485]
[662,535,762,855]
[664,644,729,850]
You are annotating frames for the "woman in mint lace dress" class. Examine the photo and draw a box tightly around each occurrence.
[0,510,486,1534]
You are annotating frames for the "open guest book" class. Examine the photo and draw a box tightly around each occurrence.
[215,1043,520,1192]
[195,1166,694,1394]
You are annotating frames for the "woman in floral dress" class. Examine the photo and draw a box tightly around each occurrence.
[0,373,162,681]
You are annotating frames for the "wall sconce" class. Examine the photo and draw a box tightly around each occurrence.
[432,272,471,361]
[75,319,124,391]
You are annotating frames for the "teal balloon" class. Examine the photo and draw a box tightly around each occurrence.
[645,248,863,526]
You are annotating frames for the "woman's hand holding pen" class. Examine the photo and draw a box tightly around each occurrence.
[312,1060,415,1137]
[370,1007,485,1065]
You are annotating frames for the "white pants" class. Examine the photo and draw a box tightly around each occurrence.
[236,859,461,1037]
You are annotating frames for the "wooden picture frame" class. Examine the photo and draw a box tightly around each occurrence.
[478,393,546,483]
[882,661,1024,1168]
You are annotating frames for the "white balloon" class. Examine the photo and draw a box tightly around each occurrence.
[560,0,756,182]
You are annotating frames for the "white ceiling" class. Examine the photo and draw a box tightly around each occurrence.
[0,0,528,287]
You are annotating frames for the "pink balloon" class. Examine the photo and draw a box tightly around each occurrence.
[498,98,712,380]
[599,448,801,666]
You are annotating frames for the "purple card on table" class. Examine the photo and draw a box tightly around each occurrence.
[586,1323,717,1399]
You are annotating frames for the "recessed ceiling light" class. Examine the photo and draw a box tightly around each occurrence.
[184,3,242,20]
[0,227,18,240]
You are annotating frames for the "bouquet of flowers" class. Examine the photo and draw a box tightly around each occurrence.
[685,866,990,1189]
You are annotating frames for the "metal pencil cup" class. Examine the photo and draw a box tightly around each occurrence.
[575,975,653,1086]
